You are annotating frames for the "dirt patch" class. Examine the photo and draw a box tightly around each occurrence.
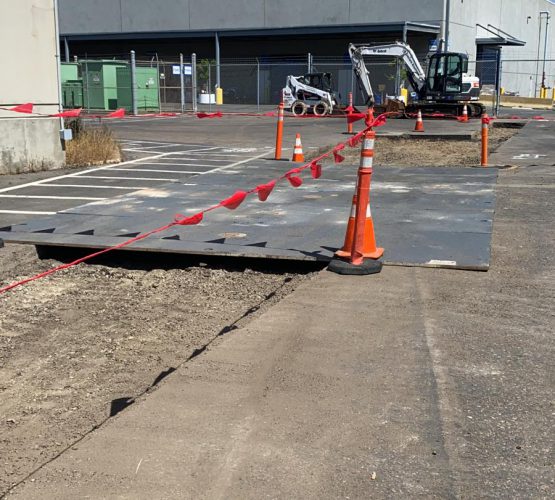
[0,244,312,495]
[315,127,518,167]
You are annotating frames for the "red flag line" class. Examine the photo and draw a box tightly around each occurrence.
[0,112,396,295]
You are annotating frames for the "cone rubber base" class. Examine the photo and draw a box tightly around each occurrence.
[335,247,384,259]
[327,257,383,275]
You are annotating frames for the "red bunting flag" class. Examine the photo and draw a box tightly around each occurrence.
[106,108,125,118]
[220,190,248,209]
[197,111,223,119]
[286,174,303,187]
[347,134,363,148]
[256,180,276,201]
[347,112,366,125]
[344,105,354,113]
[175,212,204,225]
[372,114,388,128]
[10,103,34,114]
[310,162,322,179]
[333,144,345,164]
[51,108,82,118]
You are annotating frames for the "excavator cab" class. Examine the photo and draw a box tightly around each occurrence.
[425,53,470,99]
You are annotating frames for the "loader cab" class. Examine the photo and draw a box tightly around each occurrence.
[299,73,334,93]
[425,53,469,99]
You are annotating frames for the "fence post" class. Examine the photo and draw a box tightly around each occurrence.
[191,53,198,112]
[208,61,212,112]
[257,58,260,111]
[494,58,502,117]
[156,57,162,113]
[130,50,138,116]
[307,52,312,73]
[179,53,185,113]
[84,54,90,111]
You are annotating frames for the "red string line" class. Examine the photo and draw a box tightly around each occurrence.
[0,113,392,296]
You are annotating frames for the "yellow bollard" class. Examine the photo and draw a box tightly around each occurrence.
[216,87,223,105]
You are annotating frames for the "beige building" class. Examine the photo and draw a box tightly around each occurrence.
[0,0,65,174]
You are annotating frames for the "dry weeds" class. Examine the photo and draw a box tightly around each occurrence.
[65,126,122,167]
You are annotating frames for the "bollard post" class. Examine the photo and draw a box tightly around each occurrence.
[481,113,489,167]
[347,91,354,134]
[274,101,285,160]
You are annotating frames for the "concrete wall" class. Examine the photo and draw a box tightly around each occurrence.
[59,0,445,34]
[0,0,64,173]
[0,118,65,175]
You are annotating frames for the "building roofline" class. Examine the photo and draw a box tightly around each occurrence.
[61,22,440,41]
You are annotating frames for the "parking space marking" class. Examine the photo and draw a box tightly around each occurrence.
[77,175,179,182]
[110,168,207,174]
[0,152,175,194]
[0,142,270,225]
[145,162,224,168]
[37,184,147,190]
[0,210,57,215]
[0,194,105,201]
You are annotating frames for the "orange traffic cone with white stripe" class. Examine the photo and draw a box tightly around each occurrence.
[292,133,305,162]
[414,110,425,132]
[461,104,469,122]
[335,130,383,260]
[335,193,383,259]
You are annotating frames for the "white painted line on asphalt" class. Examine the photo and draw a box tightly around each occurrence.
[123,143,182,150]
[208,150,271,174]
[155,157,230,162]
[0,152,175,194]
[0,209,57,215]
[77,175,178,182]
[38,183,146,190]
[146,162,222,167]
[0,194,105,200]
[110,168,203,174]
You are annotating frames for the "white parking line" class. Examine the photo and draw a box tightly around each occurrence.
[0,194,105,200]
[146,162,222,167]
[0,210,57,215]
[110,168,204,174]
[155,157,231,162]
[77,175,178,182]
[37,183,147,190]
[0,152,175,194]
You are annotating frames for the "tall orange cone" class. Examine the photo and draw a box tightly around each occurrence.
[461,104,469,122]
[292,133,305,162]
[335,130,383,261]
[414,109,425,132]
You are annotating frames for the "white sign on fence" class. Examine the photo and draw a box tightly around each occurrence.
[172,64,192,75]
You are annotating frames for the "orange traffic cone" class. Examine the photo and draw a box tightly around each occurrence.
[414,110,425,132]
[292,133,305,162]
[335,194,383,259]
[461,104,469,122]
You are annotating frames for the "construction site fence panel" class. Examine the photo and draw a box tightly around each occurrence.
[60,54,555,114]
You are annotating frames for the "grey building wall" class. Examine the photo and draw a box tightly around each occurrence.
[59,0,445,34]
[59,0,555,98]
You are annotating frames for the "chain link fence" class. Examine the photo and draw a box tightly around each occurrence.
[61,52,555,115]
